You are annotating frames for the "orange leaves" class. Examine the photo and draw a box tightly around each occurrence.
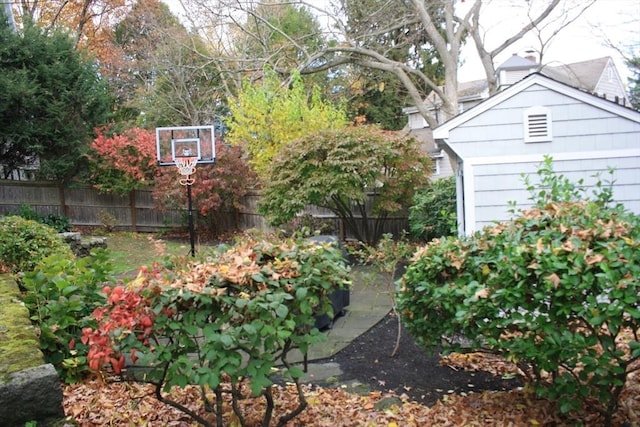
[545,273,561,289]
[440,352,521,378]
[165,240,303,294]
[63,375,639,426]
[473,287,490,299]
[83,283,156,374]
[585,253,605,266]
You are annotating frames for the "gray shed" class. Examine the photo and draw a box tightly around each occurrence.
[433,73,640,235]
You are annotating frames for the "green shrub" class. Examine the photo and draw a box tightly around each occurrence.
[0,216,74,273]
[20,250,113,382]
[399,159,640,426]
[41,212,71,233]
[12,204,71,232]
[83,233,351,426]
[408,176,456,241]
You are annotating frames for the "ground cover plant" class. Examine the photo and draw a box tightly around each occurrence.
[20,251,113,382]
[399,159,640,426]
[82,233,351,426]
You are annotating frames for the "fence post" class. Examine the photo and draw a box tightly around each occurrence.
[129,190,137,232]
[57,182,68,217]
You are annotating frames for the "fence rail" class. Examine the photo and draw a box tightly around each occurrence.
[0,181,409,239]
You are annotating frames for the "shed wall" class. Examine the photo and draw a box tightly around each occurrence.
[468,153,640,232]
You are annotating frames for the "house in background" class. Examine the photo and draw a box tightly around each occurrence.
[403,54,631,180]
[432,72,640,235]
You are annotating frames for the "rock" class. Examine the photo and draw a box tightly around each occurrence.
[58,232,107,257]
[0,275,65,426]
[0,364,65,426]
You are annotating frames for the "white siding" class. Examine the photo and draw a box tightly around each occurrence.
[406,118,455,179]
[436,74,640,236]
[408,112,427,130]
[468,153,640,232]
[452,85,640,234]
[595,62,629,104]
[448,85,640,160]
[431,151,455,179]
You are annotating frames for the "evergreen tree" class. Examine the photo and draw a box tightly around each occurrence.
[0,20,112,180]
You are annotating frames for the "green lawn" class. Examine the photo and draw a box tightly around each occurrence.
[103,232,195,275]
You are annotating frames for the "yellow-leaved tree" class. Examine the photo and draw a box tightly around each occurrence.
[226,70,347,179]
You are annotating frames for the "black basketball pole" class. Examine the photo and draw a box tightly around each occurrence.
[186,181,195,257]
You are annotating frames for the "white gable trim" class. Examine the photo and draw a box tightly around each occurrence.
[595,57,615,91]
[462,161,476,234]
[595,57,612,87]
[433,73,640,140]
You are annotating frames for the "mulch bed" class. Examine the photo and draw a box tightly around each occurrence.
[320,311,522,406]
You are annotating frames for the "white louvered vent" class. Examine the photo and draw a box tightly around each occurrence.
[524,106,552,143]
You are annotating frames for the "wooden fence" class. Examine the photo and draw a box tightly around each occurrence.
[236,192,409,240]
[0,181,183,232]
[0,181,408,239]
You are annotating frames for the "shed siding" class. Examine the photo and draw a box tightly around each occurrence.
[438,74,640,236]
[471,154,640,231]
[447,85,640,161]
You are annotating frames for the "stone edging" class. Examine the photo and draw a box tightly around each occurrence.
[0,274,65,425]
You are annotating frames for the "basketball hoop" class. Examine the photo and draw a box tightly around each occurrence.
[176,157,197,186]
[156,125,216,258]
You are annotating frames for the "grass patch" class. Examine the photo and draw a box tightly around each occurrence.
[104,232,194,275]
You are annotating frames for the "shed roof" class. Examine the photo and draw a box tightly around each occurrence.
[432,72,640,141]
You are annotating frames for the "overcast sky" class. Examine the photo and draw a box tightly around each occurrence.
[458,0,638,83]
[163,0,639,85]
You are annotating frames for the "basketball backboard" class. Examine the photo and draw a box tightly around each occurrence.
[156,125,216,166]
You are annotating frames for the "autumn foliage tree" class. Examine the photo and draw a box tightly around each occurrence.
[259,125,432,244]
[152,144,257,235]
[89,126,256,234]
[88,127,159,194]
[226,70,347,179]
[107,0,222,127]
[12,0,128,53]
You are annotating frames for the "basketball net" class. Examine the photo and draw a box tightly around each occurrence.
[176,157,197,186]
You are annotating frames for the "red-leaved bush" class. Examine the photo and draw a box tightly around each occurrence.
[152,143,257,230]
[82,283,155,374]
[89,127,257,235]
[89,127,160,194]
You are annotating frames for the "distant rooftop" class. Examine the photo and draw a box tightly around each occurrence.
[541,56,611,93]
[404,55,626,115]
[496,54,538,72]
